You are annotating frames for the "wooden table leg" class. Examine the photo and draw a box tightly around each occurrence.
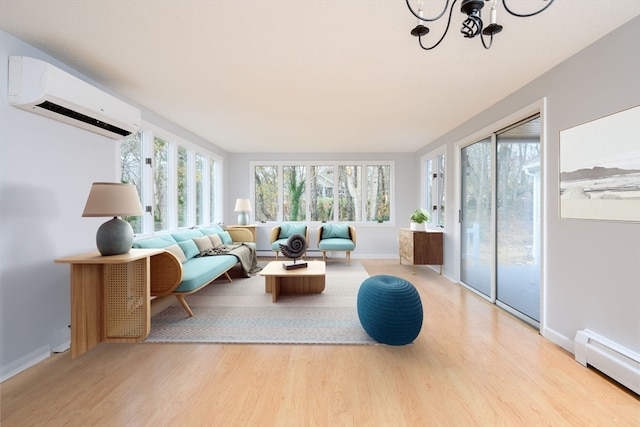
[272,278,280,303]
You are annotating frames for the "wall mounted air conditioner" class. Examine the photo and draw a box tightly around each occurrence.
[8,56,140,139]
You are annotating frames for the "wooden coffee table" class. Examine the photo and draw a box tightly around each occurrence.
[260,260,326,302]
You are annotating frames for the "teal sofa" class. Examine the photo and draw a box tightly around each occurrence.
[133,226,254,317]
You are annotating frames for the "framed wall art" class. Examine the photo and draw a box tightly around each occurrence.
[559,105,640,222]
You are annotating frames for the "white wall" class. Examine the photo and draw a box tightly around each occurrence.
[418,17,640,355]
[0,29,228,380]
[0,30,117,379]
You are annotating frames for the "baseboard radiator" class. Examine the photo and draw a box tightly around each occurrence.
[575,329,640,394]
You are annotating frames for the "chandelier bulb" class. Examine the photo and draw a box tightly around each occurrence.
[483,0,503,35]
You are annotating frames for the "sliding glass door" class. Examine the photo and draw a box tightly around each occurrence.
[496,118,540,322]
[460,137,493,298]
[460,116,541,324]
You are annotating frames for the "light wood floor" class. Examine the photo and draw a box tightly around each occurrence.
[2,259,638,426]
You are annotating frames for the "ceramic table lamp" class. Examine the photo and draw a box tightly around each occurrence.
[82,182,144,256]
[234,198,251,225]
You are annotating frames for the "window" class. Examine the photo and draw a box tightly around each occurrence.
[177,146,189,228]
[283,165,306,221]
[310,165,334,222]
[154,136,169,232]
[209,160,217,224]
[195,153,205,225]
[251,161,394,223]
[422,149,445,228]
[366,165,390,222]
[119,124,222,236]
[255,165,278,222]
[120,131,143,234]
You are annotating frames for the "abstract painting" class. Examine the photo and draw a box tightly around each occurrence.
[560,106,640,222]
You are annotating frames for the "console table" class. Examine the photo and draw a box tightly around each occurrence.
[55,249,165,358]
[399,228,443,274]
[226,224,258,242]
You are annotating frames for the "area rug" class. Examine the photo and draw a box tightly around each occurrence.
[143,261,376,345]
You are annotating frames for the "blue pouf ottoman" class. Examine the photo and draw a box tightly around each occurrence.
[357,275,423,346]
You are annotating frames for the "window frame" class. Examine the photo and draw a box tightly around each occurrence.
[118,121,223,238]
[249,160,395,224]
[421,146,446,229]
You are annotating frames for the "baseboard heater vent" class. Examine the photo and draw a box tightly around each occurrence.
[575,329,640,394]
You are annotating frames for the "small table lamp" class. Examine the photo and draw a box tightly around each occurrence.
[234,198,252,226]
[82,182,144,256]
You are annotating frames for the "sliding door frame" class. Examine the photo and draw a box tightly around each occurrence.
[453,99,547,330]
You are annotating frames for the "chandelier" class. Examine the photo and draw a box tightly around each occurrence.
[406,0,556,50]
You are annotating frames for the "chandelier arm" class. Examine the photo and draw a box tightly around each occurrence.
[417,0,457,50]
[480,32,493,49]
[405,0,451,22]
[501,0,555,18]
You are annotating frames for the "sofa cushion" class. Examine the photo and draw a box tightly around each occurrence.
[177,239,200,260]
[271,238,289,251]
[219,231,233,244]
[278,223,307,239]
[207,233,223,248]
[132,235,177,249]
[176,255,238,293]
[164,243,187,263]
[318,238,355,251]
[199,225,225,235]
[199,226,232,244]
[321,223,350,239]
[193,236,214,253]
[171,229,205,242]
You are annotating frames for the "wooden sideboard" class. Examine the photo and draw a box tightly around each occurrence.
[399,228,443,274]
[55,249,165,358]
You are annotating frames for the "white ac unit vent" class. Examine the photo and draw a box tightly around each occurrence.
[8,56,140,139]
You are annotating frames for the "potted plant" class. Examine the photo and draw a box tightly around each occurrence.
[409,208,430,231]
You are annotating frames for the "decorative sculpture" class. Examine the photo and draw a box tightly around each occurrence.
[279,233,308,270]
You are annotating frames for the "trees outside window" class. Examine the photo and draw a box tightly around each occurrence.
[310,165,334,222]
[120,131,143,234]
[177,146,189,228]
[283,166,306,221]
[154,137,169,232]
[196,153,204,225]
[367,165,390,222]
[252,161,393,223]
[120,127,221,236]
[255,165,278,222]
[338,165,361,221]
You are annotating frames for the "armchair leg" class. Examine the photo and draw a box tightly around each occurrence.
[322,251,326,262]
[347,251,351,266]
[175,295,194,317]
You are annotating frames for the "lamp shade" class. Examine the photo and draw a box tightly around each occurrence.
[82,183,143,256]
[234,198,252,212]
[82,182,143,217]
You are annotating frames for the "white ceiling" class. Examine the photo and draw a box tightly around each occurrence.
[1,1,639,153]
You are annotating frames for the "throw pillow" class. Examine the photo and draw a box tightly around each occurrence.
[322,223,350,239]
[219,231,233,244]
[177,239,199,260]
[193,236,214,253]
[279,223,307,239]
[207,233,223,248]
[164,243,187,263]
[171,229,205,242]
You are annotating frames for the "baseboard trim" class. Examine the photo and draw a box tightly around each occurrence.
[1,345,51,383]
